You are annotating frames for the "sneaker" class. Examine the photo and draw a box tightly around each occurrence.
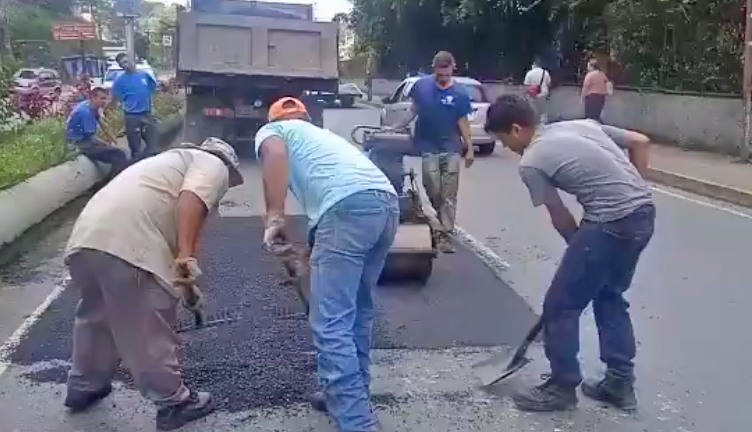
[64,384,113,413]
[156,391,216,431]
[438,236,456,254]
[512,376,578,412]
[308,391,327,413]
[581,376,637,411]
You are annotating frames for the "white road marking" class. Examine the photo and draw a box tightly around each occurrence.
[0,284,66,379]
[650,185,752,220]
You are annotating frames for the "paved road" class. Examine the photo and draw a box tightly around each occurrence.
[0,107,751,432]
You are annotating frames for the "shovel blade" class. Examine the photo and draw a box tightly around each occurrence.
[472,351,532,387]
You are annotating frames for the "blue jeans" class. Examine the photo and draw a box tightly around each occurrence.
[309,189,399,432]
[543,204,655,386]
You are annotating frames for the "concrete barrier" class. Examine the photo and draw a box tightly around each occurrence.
[0,156,101,248]
[350,79,744,155]
[0,114,184,250]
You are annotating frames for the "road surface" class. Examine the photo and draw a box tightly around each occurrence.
[0,106,750,432]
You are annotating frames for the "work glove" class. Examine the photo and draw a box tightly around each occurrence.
[263,214,293,256]
[174,257,207,325]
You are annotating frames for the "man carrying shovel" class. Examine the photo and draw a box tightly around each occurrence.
[256,97,398,432]
[483,94,654,412]
[63,138,243,430]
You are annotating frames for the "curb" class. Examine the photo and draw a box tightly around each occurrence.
[0,156,101,249]
[0,115,185,250]
[647,167,752,208]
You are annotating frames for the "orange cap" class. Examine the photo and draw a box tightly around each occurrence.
[268,97,308,122]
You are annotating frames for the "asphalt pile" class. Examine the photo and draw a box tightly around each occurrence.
[12,215,536,413]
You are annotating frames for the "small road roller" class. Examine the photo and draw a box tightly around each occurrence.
[351,126,438,285]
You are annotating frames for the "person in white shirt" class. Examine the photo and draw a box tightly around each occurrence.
[523,60,552,123]
[62,138,243,431]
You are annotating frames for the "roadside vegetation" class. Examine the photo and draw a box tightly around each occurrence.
[0,65,184,191]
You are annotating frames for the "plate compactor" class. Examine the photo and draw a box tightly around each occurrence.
[352,126,438,285]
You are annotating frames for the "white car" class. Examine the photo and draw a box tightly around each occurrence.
[380,76,497,156]
[100,61,157,91]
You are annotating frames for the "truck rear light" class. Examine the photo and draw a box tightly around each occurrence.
[204,108,232,117]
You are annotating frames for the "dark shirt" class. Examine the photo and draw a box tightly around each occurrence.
[409,77,473,154]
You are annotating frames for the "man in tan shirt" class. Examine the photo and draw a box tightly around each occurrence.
[63,138,243,431]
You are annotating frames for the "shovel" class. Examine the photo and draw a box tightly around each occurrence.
[267,241,310,316]
[473,317,543,387]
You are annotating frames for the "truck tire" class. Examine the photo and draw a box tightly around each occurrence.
[477,142,496,156]
[300,95,325,128]
[340,95,355,108]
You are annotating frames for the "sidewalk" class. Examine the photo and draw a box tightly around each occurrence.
[648,144,752,207]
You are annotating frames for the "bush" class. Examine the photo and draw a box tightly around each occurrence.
[0,92,185,191]
[0,118,70,190]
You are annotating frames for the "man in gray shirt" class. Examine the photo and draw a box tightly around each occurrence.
[484,94,655,413]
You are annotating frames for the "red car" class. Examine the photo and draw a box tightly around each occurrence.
[12,68,63,98]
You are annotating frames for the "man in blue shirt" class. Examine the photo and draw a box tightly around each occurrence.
[66,87,129,178]
[390,51,474,253]
[256,97,398,432]
[111,53,158,160]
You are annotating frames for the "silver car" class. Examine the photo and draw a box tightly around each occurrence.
[379,76,497,155]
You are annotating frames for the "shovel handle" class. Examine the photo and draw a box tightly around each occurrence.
[509,317,544,365]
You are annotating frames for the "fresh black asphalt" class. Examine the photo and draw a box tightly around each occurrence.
[11,216,536,412]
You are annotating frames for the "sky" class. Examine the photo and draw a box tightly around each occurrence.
[153,0,353,21]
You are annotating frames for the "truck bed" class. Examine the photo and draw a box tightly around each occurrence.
[177,12,338,80]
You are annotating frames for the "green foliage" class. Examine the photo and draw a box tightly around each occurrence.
[603,0,743,93]
[351,0,744,92]
[0,118,70,190]
[350,0,563,80]
[6,5,60,42]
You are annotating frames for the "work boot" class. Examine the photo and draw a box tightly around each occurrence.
[64,384,113,413]
[438,236,456,254]
[581,376,637,411]
[512,376,578,412]
[308,391,328,413]
[156,391,216,431]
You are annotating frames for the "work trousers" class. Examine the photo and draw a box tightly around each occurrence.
[73,137,129,178]
[421,152,461,235]
[543,204,655,386]
[309,190,399,432]
[66,249,191,407]
[584,94,606,123]
[124,113,159,160]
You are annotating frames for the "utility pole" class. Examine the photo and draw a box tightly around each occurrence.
[125,16,136,62]
[741,0,752,163]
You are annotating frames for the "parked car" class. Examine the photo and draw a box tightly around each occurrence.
[12,68,63,98]
[100,60,157,91]
[380,76,498,156]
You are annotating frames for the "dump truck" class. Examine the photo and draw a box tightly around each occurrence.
[176,0,339,155]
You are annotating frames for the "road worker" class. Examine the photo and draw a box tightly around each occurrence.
[256,97,398,432]
[62,138,243,431]
[484,94,654,413]
[389,50,475,253]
